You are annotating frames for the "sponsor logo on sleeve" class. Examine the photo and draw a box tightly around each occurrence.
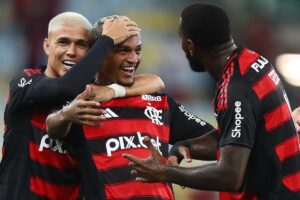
[179,105,206,126]
[18,77,32,88]
[231,101,244,138]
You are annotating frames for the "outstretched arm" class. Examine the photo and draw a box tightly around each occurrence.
[46,74,164,138]
[88,74,165,102]
[123,136,250,192]
[168,130,218,166]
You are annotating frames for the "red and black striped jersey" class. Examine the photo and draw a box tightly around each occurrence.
[214,47,300,200]
[1,68,81,199]
[78,94,215,200]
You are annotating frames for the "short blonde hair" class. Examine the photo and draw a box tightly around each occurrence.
[48,12,92,35]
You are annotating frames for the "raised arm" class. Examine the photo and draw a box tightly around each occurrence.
[33,17,140,105]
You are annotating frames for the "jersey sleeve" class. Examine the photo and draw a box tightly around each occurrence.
[7,69,44,112]
[218,81,257,149]
[168,96,215,144]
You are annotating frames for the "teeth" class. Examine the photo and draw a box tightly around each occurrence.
[63,61,76,67]
[123,66,135,71]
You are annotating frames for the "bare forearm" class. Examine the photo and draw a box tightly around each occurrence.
[164,163,241,192]
[188,130,218,160]
[46,110,71,139]
[126,74,165,96]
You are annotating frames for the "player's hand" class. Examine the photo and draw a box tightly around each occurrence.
[168,141,192,189]
[102,16,141,45]
[168,141,192,166]
[61,86,106,126]
[85,84,115,102]
[292,106,300,133]
[123,136,168,182]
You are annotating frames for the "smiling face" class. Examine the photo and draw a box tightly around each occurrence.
[97,35,142,86]
[43,22,90,77]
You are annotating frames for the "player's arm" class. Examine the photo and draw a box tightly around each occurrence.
[32,17,140,105]
[124,137,250,192]
[168,130,218,165]
[46,74,164,139]
[166,97,217,164]
[87,74,165,102]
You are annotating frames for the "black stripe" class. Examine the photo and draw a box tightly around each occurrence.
[99,165,136,184]
[103,107,170,125]
[30,160,80,185]
[268,120,297,145]
[282,153,300,176]
[260,85,287,114]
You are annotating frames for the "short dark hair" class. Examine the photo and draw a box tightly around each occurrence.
[89,15,120,46]
[180,3,231,48]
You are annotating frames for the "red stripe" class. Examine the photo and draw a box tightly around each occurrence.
[31,111,47,130]
[93,148,159,170]
[23,68,42,77]
[30,177,80,199]
[83,119,170,142]
[282,171,300,192]
[238,49,260,75]
[105,181,174,200]
[29,142,78,169]
[252,70,279,100]
[275,135,300,162]
[263,103,291,132]
[219,191,257,200]
[102,95,169,109]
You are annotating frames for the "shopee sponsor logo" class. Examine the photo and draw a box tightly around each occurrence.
[231,101,244,138]
[179,105,206,126]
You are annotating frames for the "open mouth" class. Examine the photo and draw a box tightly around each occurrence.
[62,60,76,70]
[121,66,135,74]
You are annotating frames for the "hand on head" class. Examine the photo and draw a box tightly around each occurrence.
[123,136,168,182]
[102,16,141,45]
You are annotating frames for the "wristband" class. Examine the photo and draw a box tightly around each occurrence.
[107,83,126,98]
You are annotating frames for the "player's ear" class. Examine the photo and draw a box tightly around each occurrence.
[187,39,196,57]
[43,38,50,55]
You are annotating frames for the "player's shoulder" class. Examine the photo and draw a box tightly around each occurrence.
[10,66,45,88]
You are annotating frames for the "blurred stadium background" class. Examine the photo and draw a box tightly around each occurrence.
[0,0,300,199]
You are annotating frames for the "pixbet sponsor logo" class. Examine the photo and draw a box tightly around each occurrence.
[106,132,162,157]
[231,101,244,138]
[39,134,68,154]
